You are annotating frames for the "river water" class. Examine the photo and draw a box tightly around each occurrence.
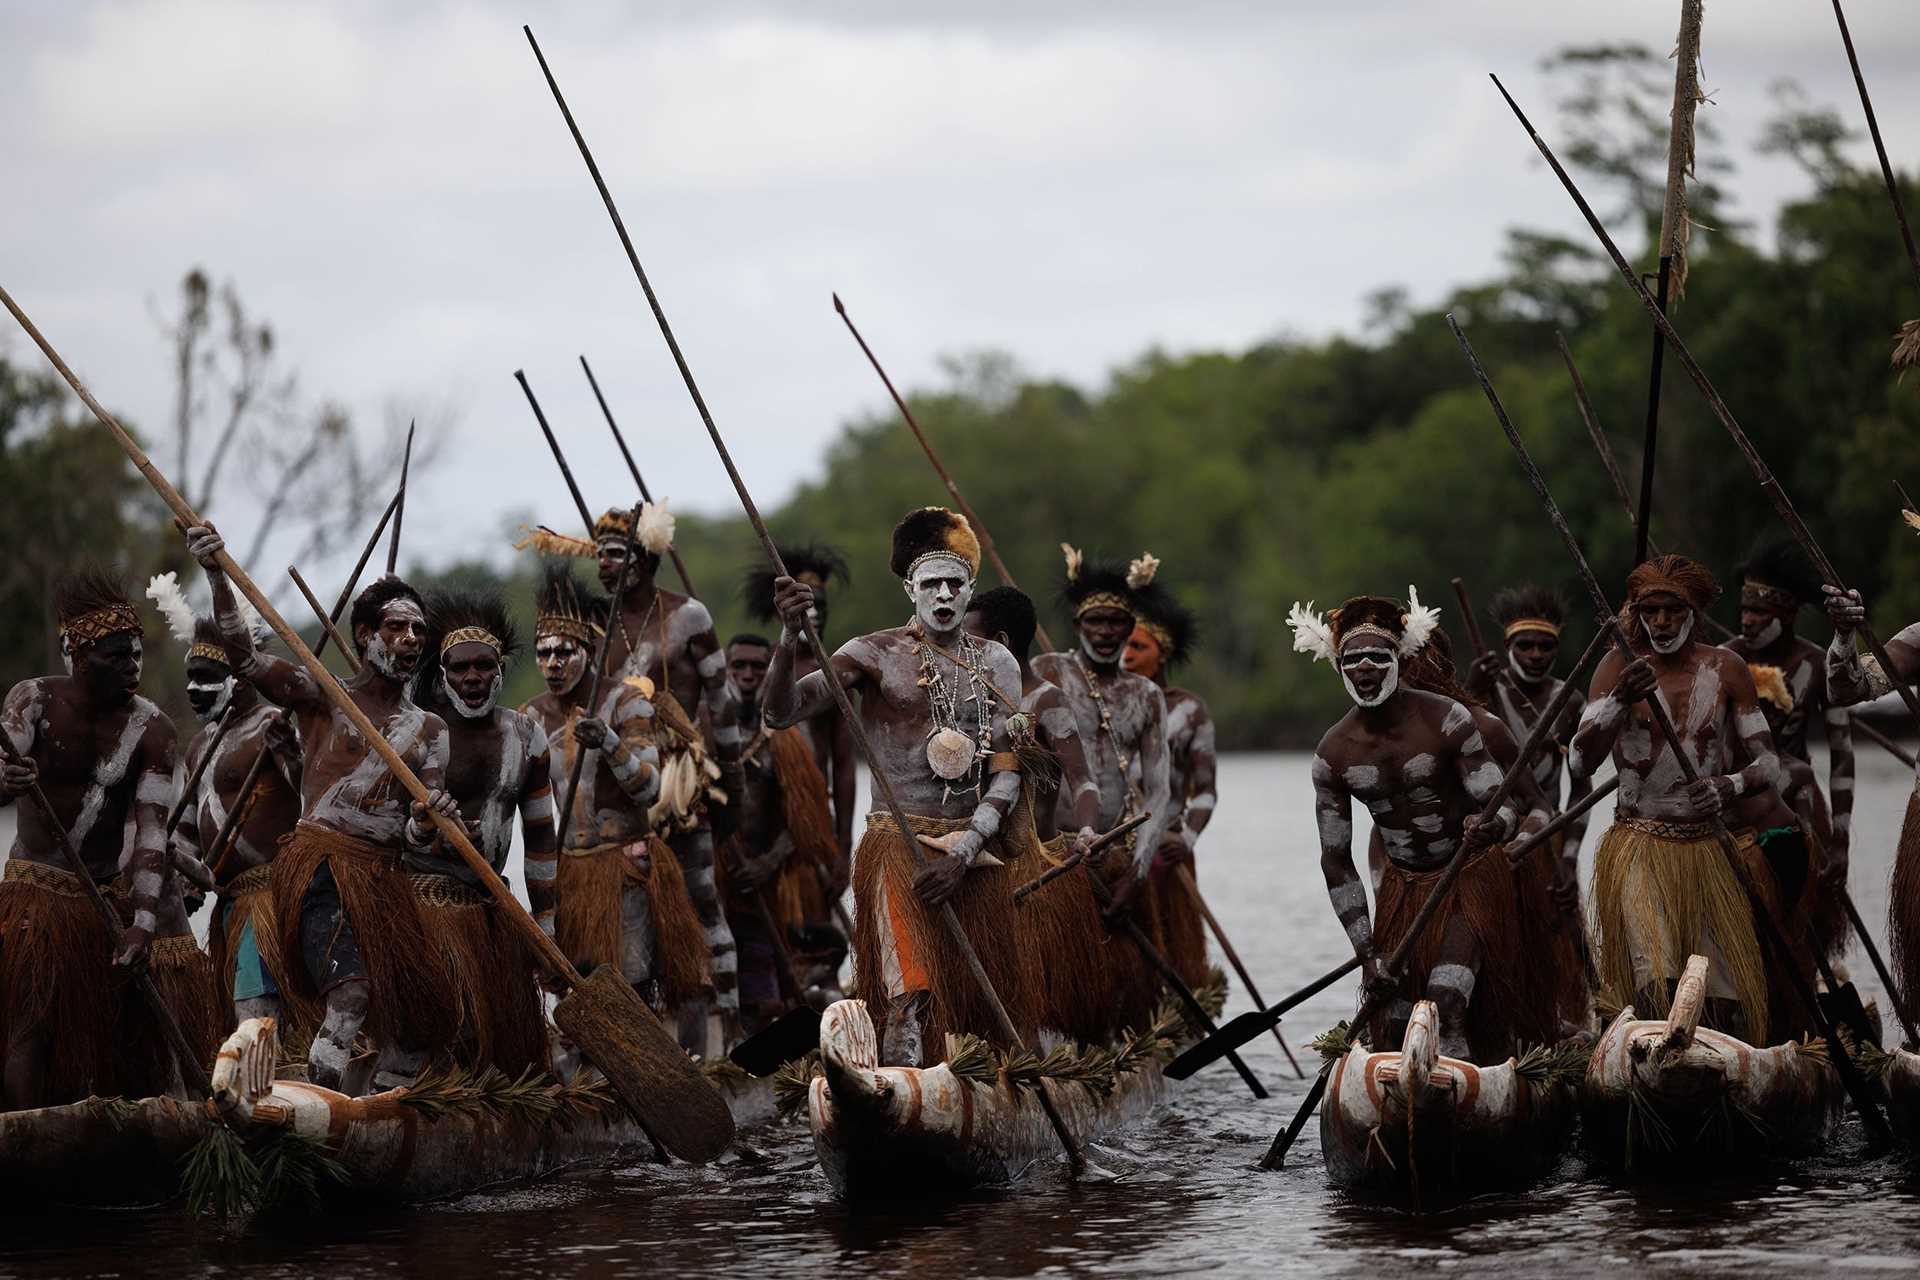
[3,748,1920,1277]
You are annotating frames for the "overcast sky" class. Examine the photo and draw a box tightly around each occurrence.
[5,0,1918,579]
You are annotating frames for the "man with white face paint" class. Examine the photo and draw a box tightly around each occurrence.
[1030,546,1174,1031]
[183,522,466,1094]
[1570,555,1804,1044]
[1294,591,1551,1061]
[764,507,1036,1066]
[409,587,555,1075]
[0,570,193,1109]
[148,576,303,1033]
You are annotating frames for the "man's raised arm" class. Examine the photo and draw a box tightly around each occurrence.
[181,523,324,712]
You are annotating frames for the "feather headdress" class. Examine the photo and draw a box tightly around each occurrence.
[1400,585,1441,658]
[635,499,676,556]
[1294,589,1438,663]
[1127,553,1160,591]
[515,525,598,559]
[1289,601,1337,663]
[1904,506,1920,535]
[146,572,197,644]
[1061,543,1084,584]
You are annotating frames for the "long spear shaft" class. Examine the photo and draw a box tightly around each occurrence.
[1830,0,1920,294]
[1256,624,1612,1168]
[163,706,236,842]
[1449,577,1492,658]
[1851,713,1916,769]
[832,293,1056,655]
[288,566,362,676]
[1504,774,1617,869]
[516,369,597,536]
[1493,74,1920,734]
[0,731,212,1098]
[313,483,403,664]
[1449,312,1891,1140]
[555,505,641,850]
[579,355,699,598]
[524,25,1088,1173]
[387,421,415,576]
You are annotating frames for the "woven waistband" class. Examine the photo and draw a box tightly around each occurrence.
[408,873,490,908]
[222,862,274,898]
[562,839,643,861]
[3,858,90,897]
[865,811,970,839]
[1613,813,1714,841]
[1381,843,1498,884]
[150,934,204,966]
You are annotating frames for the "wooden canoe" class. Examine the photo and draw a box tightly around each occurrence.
[0,1017,775,1208]
[1579,954,1843,1171]
[806,998,1174,1198]
[1320,1000,1577,1204]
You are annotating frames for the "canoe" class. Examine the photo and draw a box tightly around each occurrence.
[806,997,1179,1198]
[0,1017,775,1209]
[1320,999,1578,1205]
[1580,954,1844,1171]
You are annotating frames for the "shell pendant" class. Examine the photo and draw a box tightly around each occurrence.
[926,727,977,781]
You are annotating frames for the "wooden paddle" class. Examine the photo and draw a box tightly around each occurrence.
[0,283,735,1166]
[523,24,1084,1174]
[1171,865,1305,1079]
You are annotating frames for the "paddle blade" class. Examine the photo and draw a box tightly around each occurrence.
[553,965,736,1163]
[729,1006,825,1078]
[1166,1007,1277,1080]
[1819,979,1881,1049]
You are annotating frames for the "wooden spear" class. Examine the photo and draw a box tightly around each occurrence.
[287,566,362,676]
[832,293,1056,655]
[579,355,700,599]
[524,24,1087,1172]
[387,421,415,576]
[0,283,736,1165]
[1448,311,1892,1140]
[313,482,403,664]
[554,504,641,851]
[1829,0,1920,369]
[516,369,598,536]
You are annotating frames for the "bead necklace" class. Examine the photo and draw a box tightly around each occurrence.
[1075,651,1142,811]
[914,624,992,802]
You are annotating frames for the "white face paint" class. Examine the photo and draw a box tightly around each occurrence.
[187,676,234,723]
[364,599,427,680]
[442,669,503,719]
[902,555,974,637]
[1338,642,1399,708]
[1752,617,1783,648]
[536,636,588,697]
[1645,611,1695,655]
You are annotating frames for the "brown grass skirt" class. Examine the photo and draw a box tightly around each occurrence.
[0,864,122,1102]
[1512,836,1591,1034]
[270,823,458,1055]
[1100,842,1164,1038]
[117,935,226,1098]
[768,727,841,931]
[1146,845,1211,994]
[852,813,1033,1050]
[1009,831,1111,1046]
[554,838,709,1008]
[1890,782,1920,1030]
[1372,845,1560,1059]
[411,877,548,1076]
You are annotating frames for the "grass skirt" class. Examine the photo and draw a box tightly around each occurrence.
[1890,782,1920,1030]
[555,837,709,1007]
[1146,843,1210,994]
[410,875,548,1076]
[1008,828,1112,1046]
[852,811,1033,1050]
[0,861,122,1102]
[768,727,842,932]
[117,935,226,1098]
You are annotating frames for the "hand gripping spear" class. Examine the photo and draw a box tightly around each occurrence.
[833,294,1057,656]
[1248,624,1612,1169]
[0,284,736,1166]
[579,355,700,599]
[1448,312,1896,1138]
[524,25,1088,1174]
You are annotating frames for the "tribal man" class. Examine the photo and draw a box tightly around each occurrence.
[764,507,1033,1066]
[1031,548,1173,1033]
[411,587,555,1074]
[1722,541,1854,958]
[0,571,190,1108]
[719,631,845,1031]
[519,565,708,1056]
[183,523,467,1094]
[1122,564,1216,993]
[964,586,1111,1046]
[1297,590,1553,1060]
[149,573,302,1032]
[1571,555,1805,1043]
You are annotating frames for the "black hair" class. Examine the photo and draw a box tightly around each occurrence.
[727,633,774,652]
[348,575,426,657]
[54,565,132,634]
[969,586,1038,661]
[741,541,850,622]
[1734,539,1822,608]
[415,585,520,705]
[1488,584,1567,634]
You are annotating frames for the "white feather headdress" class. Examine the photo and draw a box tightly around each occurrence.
[146,572,196,643]
[1288,600,1337,664]
[1061,542,1084,583]
[1127,552,1160,591]
[635,499,676,556]
[1399,585,1441,658]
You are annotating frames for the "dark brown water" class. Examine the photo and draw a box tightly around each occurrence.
[4,750,1919,1277]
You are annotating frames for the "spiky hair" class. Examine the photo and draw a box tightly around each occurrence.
[1734,539,1821,608]
[968,585,1038,662]
[534,562,604,644]
[1625,554,1720,613]
[347,575,426,657]
[1130,580,1199,668]
[415,585,519,703]
[1489,584,1566,634]
[890,507,981,579]
[742,541,850,622]
[54,565,141,650]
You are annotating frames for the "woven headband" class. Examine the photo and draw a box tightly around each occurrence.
[1741,580,1800,613]
[1338,623,1399,652]
[1502,617,1561,641]
[1137,619,1174,654]
[905,550,974,581]
[59,604,141,647]
[440,626,504,656]
[188,641,229,665]
[1074,591,1133,619]
[536,616,600,645]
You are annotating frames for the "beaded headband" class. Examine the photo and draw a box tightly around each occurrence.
[905,550,974,581]
[535,616,600,646]
[1137,619,1174,652]
[188,641,229,664]
[59,604,141,647]
[440,626,504,656]
[1074,591,1134,619]
[1338,623,1399,652]
[1741,580,1800,613]
[1502,617,1561,641]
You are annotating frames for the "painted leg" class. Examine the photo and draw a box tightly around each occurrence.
[372,1043,429,1092]
[1424,914,1482,1061]
[673,829,738,1017]
[309,981,370,1092]
[234,995,281,1025]
[880,990,931,1068]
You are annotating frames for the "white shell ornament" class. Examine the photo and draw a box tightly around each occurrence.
[926,727,977,780]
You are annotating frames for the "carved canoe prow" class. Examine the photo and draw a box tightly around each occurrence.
[1580,954,1844,1170]
[1320,999,1577,1204]
[809,999,1170,1198]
